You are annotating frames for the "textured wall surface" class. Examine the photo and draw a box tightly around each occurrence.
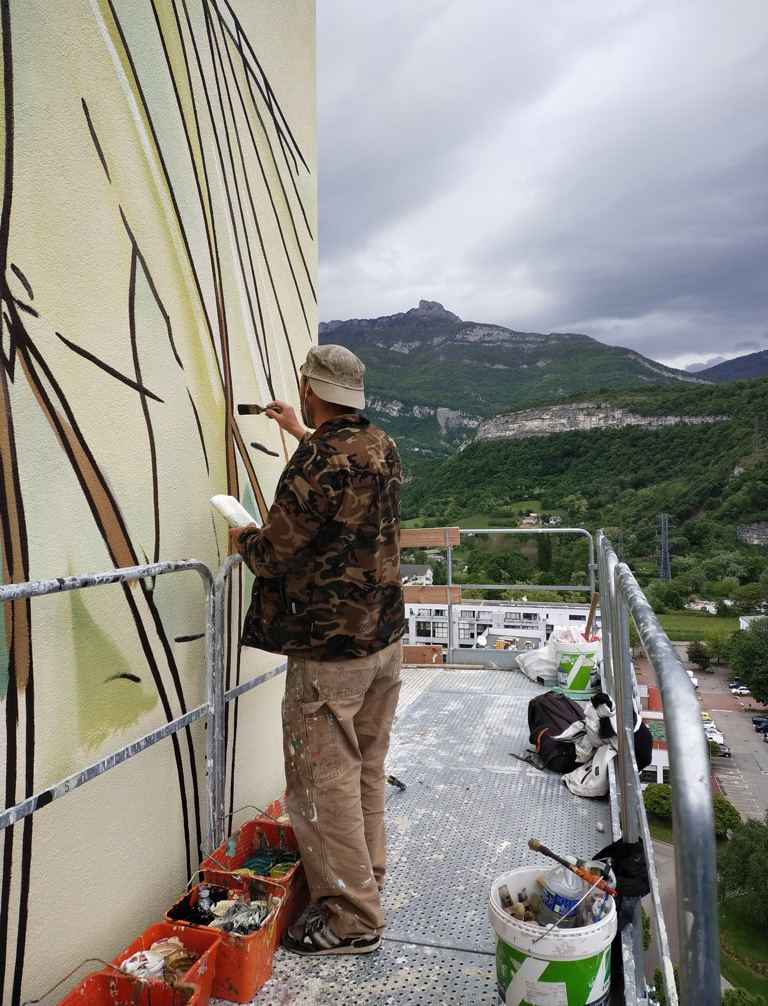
[0,1,316,999]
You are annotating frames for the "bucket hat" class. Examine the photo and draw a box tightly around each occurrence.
[301,344,365,410]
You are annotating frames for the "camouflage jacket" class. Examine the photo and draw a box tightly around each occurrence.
[237,414,405,660]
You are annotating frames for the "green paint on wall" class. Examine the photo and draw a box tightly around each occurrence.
[70,588,157,749]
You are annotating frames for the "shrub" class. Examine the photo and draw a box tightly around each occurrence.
[643,783,673,821]
[722,991,768,1006]
[712,794,742,840]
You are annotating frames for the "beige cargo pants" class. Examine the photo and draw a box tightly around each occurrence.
[282,638,403,938]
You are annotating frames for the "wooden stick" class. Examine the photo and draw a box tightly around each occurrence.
[584,592,599,638]
[528,837,617,897]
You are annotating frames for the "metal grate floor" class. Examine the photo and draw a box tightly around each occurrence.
[221,666,612,1005]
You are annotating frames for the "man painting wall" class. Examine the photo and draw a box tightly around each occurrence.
[233,345,405,955]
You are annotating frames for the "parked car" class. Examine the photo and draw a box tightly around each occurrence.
[752,715,768,726]
[701,711,713,722]
[704,728,724,745]
[755,721,768,734]
[764,733,768,743]
[717,744,732,757]
[730,686,751,696]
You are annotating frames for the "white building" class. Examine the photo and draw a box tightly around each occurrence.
[404,598,596,650]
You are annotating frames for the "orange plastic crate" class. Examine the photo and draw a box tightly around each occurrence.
[200,811,308,945]
[57,970,200,1006]
[163,881,285,1004]
[109,922,220,1006]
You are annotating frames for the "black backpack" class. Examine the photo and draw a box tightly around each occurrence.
[527,690,585,773]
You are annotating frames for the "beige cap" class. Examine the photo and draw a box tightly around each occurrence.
[301,344,365,410]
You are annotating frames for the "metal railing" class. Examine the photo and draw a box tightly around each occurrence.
[405,524,719,1002]
[597,530,719,1006]
[0,555,285,849]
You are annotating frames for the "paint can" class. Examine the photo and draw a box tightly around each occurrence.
[554,640,602,698]
[488,867,615,1006]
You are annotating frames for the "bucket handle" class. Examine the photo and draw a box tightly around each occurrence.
[199,803,282,859]
[23,960,131,1005]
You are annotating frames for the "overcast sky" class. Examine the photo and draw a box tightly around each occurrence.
[316,0,767,370]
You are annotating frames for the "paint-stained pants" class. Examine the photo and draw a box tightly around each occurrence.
[282,639,403,938]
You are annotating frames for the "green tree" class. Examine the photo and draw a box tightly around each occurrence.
[704,628,732,665]
[650,965,679,1006]
[728,618,768,705]
[430,561,447,585]
[712,794,742,840]
[643,783,672,821]
[537,534,554,572]
[718,813,768,926]
[686,640,711,672]
[641,906,651,951]
[732,581,765,615]
[561,493,588,520]
[708,739,720,758]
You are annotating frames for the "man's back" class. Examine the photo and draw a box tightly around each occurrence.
[239,414,405,659]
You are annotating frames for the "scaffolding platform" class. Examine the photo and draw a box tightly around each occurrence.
[233,665,612,1005]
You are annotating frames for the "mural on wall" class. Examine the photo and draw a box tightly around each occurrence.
[0,0,315,995]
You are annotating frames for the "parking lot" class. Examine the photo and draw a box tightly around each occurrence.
[636,646,768,822]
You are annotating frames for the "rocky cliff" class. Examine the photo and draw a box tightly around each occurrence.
[472,402,730,442]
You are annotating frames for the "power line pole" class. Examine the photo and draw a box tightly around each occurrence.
[657,513,672,582]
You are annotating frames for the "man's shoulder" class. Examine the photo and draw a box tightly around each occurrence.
[314,416,399,457]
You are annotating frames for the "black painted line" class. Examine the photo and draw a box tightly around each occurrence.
[120,209,184,371]
[127,244,161,568]
[10,264,32,300]
[81,97,111,183]
[216,0,309,172]
[12,296,36,318]
[204,11,276,392]
[194,3,273,391]
[109,0,222,398]
[56,331,164,403]
[187,389,210,477]
[217,12,316,320]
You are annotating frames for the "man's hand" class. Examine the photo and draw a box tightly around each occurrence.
[264,400,305,441]
[229,523,258,552]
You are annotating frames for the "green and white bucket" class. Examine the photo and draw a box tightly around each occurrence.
[554,639,602,699]
[489,867,616,1006]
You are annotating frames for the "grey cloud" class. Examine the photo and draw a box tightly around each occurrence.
[318,0,768,365]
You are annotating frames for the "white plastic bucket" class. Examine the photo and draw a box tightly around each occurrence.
[554,640,602,698]
[488,867,616,1006]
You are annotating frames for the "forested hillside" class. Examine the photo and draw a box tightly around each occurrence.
[402,379,768,608]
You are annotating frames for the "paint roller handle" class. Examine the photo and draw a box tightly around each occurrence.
[528,838,617,897]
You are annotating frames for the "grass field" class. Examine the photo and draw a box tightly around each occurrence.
[657,611,739,641]
[720,953,768,998]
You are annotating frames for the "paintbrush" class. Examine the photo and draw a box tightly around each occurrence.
[237,403,282,415]
[528,838,617,897]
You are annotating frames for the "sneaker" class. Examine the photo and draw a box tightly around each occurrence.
[282,913,381,956]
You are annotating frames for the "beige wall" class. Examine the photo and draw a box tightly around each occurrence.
[0,0,316,1000]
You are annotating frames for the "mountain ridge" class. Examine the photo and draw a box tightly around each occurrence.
[319,300,711,457]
